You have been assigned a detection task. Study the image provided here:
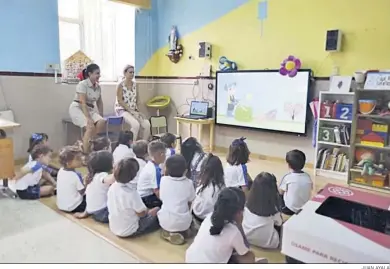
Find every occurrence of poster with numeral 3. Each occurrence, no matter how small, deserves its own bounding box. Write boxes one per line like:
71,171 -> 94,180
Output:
335,103 -> 353,120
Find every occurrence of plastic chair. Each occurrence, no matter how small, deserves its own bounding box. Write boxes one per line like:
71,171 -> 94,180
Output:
105,116 -> 124,144
150,115 -> 182,145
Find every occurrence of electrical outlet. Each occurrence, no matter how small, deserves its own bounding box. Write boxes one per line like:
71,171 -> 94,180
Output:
46,63 -> 60,71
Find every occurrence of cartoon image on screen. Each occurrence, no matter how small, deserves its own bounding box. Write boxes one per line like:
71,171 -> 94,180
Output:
190,101 -> 208,116
216,71 -> 309,134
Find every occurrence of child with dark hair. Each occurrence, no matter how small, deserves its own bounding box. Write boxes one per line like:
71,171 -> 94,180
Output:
243,172 -> 282,249
137,141 -> 166,208
181,137 -> 206,186
192,154 -> 225,223
158,155 -> 195,245
225,137 -> 252,193
160,132 -> 177,159
89,136 -> 111,152
13,144 -> 55,200
108,158 -> 160,237
75,150 -> 115,223
113,131 -> 135,165
132,140 -> 149,184
27,132 -> 58,182
56,146 -> 86,213
186,187 -> 267,263
279,149 -> 312,216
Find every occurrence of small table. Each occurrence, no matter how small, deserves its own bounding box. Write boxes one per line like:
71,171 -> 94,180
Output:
174,117 -> 215,152
0,118 -> 21,198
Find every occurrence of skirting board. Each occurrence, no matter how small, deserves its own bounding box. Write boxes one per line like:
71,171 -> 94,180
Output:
213,146 -> 314,169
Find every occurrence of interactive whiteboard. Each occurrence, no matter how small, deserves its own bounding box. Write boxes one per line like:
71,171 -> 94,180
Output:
215,70 -> 310,135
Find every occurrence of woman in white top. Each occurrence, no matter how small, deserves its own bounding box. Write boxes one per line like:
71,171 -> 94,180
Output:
243,172 -> 283,249
192,154 -> 225,222
181,137 -> 206,186
115,65 -> 150,140
112,131 -> 135,165
75,151 -> 115,223
186,187 -> 267,264
69,64 -> 106,153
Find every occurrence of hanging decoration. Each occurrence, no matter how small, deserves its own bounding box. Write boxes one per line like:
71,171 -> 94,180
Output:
166,26 -> 183,64
219,56 -> 237,71
279,55 -> 301,77
257,1 -> 268,37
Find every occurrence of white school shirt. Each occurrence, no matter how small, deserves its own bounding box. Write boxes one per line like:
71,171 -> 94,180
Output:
279,172 -> 312,213
224,164 -> 248,188
28,154 -> 32,162
133,157 -> 147,185
137,161 -> 160,197
113,144 -> 135,165
15,161 -> 43,190
160,147 -> 176,169
107,181 -> 147,237
157,176 -> 196,232
242,207 -> 282,249
186,214 -> 249,263
86,172 -> 110,213
192,184 -> 224,220
56,168 -> 85,212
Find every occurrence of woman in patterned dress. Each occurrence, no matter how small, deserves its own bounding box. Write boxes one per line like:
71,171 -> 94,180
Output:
115,65 -> 151,140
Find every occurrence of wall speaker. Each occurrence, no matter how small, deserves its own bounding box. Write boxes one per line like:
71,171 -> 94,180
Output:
199,42 -> 212,58
325,30 -> 342,52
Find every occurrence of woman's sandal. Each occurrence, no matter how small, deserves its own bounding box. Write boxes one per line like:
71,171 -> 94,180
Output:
160,230 -> 185,245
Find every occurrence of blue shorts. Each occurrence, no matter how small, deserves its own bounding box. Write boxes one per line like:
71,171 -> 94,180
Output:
17,185 -> 40,200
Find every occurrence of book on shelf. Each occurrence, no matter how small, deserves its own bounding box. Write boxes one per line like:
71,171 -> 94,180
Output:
316,147 -> 349,173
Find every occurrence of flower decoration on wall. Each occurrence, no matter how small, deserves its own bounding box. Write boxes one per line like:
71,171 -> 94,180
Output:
279,55 -> 301,77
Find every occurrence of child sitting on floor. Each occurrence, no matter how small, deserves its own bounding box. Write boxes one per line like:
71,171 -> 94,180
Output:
181,137 -> 206,186
225,137 -> 252,193
160,132 -> 177,159
108,158 -> 160,237
89,137 -> 111,152
113,131 -> 135,165
137,141 -> 166,208
158,155 -> 195,245
243,172 -> 282,249
279,149 -> 312,216
132,140 -> 149,185
56,146 -> 86,213
13,144 -> 55,200
186,187 -> 267,264
192,153 -> 225,223
27,133 -> 58,183
75,150 -> 115,223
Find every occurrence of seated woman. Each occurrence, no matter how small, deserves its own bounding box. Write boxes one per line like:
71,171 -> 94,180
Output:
68,64 -> 106,153
115,65 -> 150,140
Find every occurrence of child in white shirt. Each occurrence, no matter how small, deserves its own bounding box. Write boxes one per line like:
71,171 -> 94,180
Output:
158,155 -> 195,245
243,172 -> 282,249
56,146 -> 86,212
137,141 -> 166,208
186,187 -> 267,264
89,136 -> 111,152
108,158 -> 160,237
225,137 -> 252,194
132,140 -> 149,185
113,131 -> 135,165
160,132 -> 177,160
279,149 -> 312,215
181,137 -> 206,186
13,144 -> 55,200
74,150 -> 115,223
192,153 -> 225,222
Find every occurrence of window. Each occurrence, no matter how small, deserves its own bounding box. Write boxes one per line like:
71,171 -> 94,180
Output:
58,0 -> 135,81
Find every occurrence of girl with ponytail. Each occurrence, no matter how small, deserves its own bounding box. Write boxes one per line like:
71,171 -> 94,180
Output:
186,187 -> 268,264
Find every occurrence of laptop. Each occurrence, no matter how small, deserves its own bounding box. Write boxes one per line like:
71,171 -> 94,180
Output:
185,101 -> 209,119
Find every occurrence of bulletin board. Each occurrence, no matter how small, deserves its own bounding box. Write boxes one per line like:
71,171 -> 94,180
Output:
0,138 -> 14,179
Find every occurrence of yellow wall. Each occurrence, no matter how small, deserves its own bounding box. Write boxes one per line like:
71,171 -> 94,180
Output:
140,0 -> 390,77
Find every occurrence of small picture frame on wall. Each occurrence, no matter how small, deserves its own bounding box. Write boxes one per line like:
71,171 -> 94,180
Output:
329,75 -> 352,93
364,72 -> 390,90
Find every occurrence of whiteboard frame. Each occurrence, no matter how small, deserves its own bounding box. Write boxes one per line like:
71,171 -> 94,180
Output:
214,69 -> 312,136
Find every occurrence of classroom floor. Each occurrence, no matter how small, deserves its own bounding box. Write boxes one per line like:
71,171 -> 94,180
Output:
1,152 -> 353,263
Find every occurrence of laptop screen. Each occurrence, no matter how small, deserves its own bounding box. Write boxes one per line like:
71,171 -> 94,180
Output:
190,101 -> 208,116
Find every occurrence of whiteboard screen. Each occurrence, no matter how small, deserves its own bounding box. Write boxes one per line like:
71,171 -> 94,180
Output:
215,70 -> 310,135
